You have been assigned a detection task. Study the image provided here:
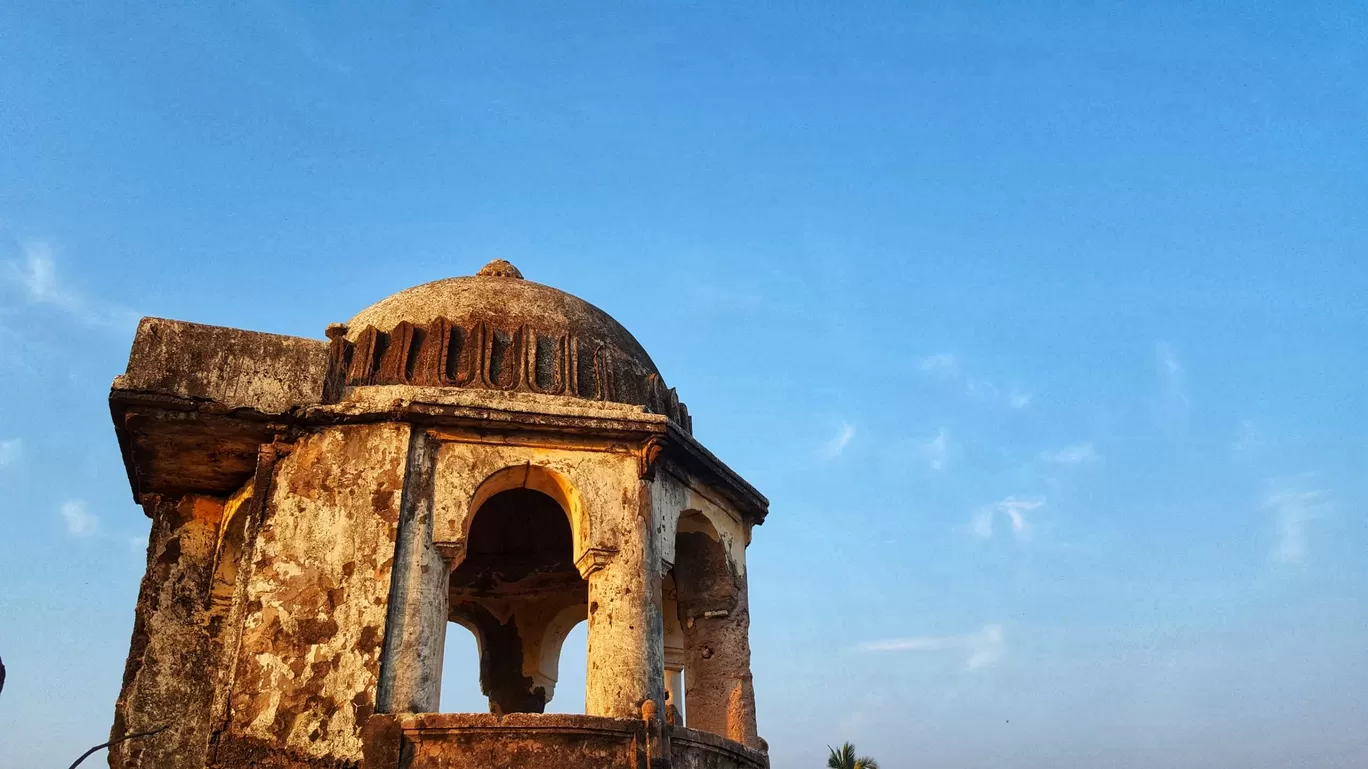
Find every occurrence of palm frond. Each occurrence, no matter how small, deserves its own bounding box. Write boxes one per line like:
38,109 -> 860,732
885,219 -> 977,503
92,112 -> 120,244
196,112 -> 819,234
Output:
827,742 -> 860,769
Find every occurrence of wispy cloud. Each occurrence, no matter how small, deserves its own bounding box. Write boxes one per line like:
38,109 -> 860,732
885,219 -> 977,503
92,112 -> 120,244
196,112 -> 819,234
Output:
0,438 -> 20,466
1264,478 -> 1327,565
921,428 -> 951,471
821,422 -> 856,460
4,240 -> 135,329
60,499 -> 99,537
971,496 -> 1044,541
1233,420 -> 1263,454
858,624 -> 1006,670
254,0 -> 350,74
1156,341 -> 1189,416
918,352 -> 1032,409
918,353 -> 960,379
1038,442 -> 1100,466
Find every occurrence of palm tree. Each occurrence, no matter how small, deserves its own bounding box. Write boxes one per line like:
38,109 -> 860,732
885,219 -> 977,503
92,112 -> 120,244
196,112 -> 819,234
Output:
827,742 -> 879,769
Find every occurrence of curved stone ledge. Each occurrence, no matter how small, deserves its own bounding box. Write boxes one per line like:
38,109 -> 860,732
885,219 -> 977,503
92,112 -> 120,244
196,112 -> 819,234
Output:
671,725 -> 770,769
360,713 -> 767,769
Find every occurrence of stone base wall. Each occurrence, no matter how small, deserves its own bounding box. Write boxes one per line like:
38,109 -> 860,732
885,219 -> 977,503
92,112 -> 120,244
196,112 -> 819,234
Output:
360,713 -> 767,769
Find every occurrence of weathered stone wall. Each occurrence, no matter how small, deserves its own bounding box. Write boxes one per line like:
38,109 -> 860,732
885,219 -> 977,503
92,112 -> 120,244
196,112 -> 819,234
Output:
110,495 -> 229,769
213,424 -> 409,767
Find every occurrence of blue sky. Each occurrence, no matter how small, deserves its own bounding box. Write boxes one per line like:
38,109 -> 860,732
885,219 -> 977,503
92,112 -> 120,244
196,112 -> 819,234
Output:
1,2 -> 1365,767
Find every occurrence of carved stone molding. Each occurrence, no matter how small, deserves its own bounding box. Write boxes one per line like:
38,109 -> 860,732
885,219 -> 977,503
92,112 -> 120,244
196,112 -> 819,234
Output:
574,546 -> 619,579
434,540 -> 466,567
323,318 -> 692,433
637,436 -> 667,480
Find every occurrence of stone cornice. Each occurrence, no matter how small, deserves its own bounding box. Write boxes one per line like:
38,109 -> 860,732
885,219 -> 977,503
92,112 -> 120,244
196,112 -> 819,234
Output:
109,385 -> 769,525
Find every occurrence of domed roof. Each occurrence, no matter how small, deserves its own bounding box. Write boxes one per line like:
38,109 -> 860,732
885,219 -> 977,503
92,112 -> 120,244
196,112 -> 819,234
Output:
331,260 -> 691,431
347,260 -> 657,370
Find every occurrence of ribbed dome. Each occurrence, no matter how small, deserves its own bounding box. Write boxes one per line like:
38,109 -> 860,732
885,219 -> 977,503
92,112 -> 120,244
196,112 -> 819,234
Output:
333,261 -> 691,431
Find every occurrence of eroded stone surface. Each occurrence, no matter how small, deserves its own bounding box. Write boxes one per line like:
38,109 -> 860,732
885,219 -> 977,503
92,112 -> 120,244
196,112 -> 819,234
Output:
217,424 -> 408,765
116,318 -> 328,413
110,495 -> 227,769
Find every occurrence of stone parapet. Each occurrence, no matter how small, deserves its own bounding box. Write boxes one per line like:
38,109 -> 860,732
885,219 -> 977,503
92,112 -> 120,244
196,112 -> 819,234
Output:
116,317 -> 328,414
359,713 -> 768,769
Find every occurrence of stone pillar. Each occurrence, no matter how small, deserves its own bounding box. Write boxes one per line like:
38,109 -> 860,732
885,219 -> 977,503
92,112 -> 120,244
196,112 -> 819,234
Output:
581,481 -> 666,719
675,531 -> 760,748
378,429 -> 450,714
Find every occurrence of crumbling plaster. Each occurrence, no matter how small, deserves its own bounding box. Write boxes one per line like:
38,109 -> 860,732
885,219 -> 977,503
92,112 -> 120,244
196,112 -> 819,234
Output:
216,423 -> 409,766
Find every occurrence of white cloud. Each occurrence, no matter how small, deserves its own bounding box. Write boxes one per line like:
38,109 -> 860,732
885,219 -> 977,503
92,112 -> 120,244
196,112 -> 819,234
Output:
1156,341 -> 1189,413
964,624 -> 1007,670
971,496 -> 1044,540
858,624 -> 1006,671
966,376 -> 998,400
4,240 -> 134,329
60,499 -> 98,537
921,428 -> 950,471
918,353 -> 959,379
1264,479 -> 1327,565
1233,420 -> 1263,453
1007,389 -> 1033,409
0,438 -> 20,466
821,422 -> 856,459
1038,442 -> 1100,465
918,352 -> 1031,409
971,508 -> 995,538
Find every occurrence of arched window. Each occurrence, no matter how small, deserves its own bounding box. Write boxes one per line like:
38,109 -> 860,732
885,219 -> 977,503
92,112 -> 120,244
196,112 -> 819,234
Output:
542,619 -> 587,714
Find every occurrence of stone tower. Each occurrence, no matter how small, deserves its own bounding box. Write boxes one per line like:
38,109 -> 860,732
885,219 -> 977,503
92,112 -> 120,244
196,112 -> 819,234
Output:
107,261 -> 769,769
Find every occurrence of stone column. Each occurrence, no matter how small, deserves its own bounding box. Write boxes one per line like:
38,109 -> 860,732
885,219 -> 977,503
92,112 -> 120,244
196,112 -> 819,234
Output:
581,480 -> 667,719
377,429 -> 450,714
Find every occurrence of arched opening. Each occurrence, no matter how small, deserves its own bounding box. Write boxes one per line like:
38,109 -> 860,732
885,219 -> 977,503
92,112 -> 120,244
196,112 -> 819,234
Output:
542,620 -> 587,714
442,487 -> 588,714
459,487 -> 575,581
670,509 -> 744,737
437,621 -> 486,713
662,571 -> 686,723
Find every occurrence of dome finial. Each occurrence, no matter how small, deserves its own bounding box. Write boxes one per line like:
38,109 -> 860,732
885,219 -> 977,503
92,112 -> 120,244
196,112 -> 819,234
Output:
476,259 -> 523,279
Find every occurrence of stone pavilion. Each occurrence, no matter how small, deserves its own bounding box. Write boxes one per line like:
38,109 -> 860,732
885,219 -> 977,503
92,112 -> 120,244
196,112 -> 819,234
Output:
107,260 -> 770,769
